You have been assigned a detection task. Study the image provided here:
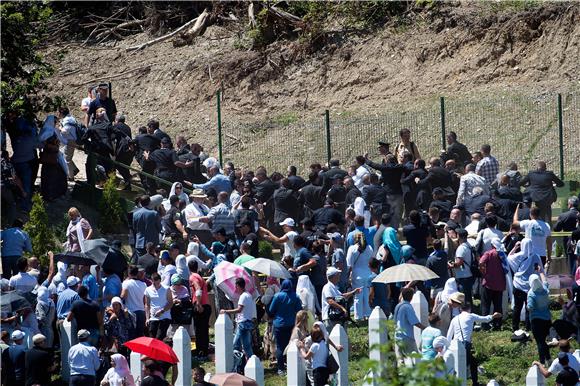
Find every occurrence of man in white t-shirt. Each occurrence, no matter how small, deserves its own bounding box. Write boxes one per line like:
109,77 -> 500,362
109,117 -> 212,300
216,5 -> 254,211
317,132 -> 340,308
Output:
321,267 -> 360,331
81,86 -> 94,114
533,339 -> 580,379
514,205 -> 551,265
220,277 -> 256,358
9,257 -> 37,294
474,214 -> 504,254
449,229 -> 475,306
260,218 -> 298,259
121,265 -> 147,338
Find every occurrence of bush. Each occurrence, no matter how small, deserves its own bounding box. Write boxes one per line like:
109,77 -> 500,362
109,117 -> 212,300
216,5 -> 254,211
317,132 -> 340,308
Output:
23,193 -> 57,266
258,240 -> 273,258
98,173 -> 125,234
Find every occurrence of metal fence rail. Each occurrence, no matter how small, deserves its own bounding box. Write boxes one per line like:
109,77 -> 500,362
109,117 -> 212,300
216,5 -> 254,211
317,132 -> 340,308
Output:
216,91 -> 578,179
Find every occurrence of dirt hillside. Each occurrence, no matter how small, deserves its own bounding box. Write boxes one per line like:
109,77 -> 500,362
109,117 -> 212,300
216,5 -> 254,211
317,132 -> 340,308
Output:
43,2 -> 580,155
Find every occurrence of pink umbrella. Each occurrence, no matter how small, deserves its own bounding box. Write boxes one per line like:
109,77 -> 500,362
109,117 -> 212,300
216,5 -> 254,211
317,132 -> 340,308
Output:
214,261 -> 259,302
547,274 -> 575,290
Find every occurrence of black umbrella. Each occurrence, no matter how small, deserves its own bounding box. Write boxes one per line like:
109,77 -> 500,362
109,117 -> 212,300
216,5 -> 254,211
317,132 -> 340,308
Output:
0,291 -> 32,313
54,251 -> 97,266
54,239 -> 110,266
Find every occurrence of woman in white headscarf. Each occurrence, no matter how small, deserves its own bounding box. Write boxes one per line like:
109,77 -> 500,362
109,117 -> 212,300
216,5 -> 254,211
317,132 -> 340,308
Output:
100,353 -> 135,386
508,238 -> 544,332
175,254 -> 190,280
434,278 -> 459,316
48,261 -> 68,296
163,182 -> 189,211
296,275 -> 319,315
433,336 -> 454,377
527,273 -> 551,364
36,286 -> 56,347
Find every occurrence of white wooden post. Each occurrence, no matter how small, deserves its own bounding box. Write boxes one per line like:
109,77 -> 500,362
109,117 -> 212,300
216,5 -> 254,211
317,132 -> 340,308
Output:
244,355 -> 264,386
330,325 -> 349,386
60,320 -> 77,382
444,351 -> 455,377
130,351 -> 142,384
366,306 -> 388,385
449,339 -> 466,386
411,291 -> 428,349
174,326 -> 192,386
526,365 -> 546,386
287,341 -> 306,386
487,380 -> 501,386
215,314 -> 234,373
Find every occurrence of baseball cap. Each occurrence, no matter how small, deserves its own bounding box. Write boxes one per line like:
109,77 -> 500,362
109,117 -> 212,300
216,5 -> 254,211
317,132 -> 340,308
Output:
11,330 -> 24,340
66,276 -> 80,287
160,250 -> 170,260
326,267 -> 342,278
77,329 -> 90,339
279,218 -> 295,227
32,334 -> 46,345
330,232 -> 343,242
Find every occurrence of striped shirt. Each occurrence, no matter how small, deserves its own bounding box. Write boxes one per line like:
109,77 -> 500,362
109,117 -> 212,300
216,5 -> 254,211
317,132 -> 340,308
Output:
207,203 -> 235,235
476,156 -> 500,185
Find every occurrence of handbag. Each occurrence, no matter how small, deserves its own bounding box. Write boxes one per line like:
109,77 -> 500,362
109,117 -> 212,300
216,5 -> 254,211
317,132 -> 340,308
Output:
328,296 -> 347,321
171,299 -> 194,325
326,347 -> 340,374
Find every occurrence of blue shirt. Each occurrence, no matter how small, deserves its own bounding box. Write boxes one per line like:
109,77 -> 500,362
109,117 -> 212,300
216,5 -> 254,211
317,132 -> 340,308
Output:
193,173 -> 232,194
527,284 -> 551,321
102,274 -> 122,308
368,272 -> 389,314
346,226 -> 374,250
421,326 -> 442,360
394,301 -> 420,340
268,290 -> 303,328
0,228 -> 32,257
331,248 -> 348,292
426,250 -> 450,290
68,342 -> 100,376
82,274 -> 99,302
293,247 -> 312,269
56,288 -> 80,319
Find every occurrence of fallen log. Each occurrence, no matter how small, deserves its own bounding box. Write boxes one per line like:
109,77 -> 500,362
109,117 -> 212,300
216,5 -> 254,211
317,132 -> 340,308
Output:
173,8 -> 210,47
125,16 -> 199,51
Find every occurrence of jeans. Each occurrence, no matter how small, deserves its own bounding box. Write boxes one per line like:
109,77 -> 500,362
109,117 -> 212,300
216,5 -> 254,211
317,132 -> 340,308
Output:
273,325 -> 293,371
132,310 -> 146,339
352,276 -> 371,320
233,320 -> 254,358
70,374 -> 95,386
531,318 -> 552,363
481,287 -> 503,329
193,304 -> 211,356
512,288 -> 531,331
456,276 -> 474,306
149,318 -> 171,340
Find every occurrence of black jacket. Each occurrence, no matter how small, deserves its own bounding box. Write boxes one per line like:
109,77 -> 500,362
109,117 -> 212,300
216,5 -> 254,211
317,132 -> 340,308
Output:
421,166 -> 453,191
322,167 -> 348,190
401,168 -> 431,209
288,175 -> 306,191
254,179 -> 277,204
429,199 -> 453,222
273,186 -> 299,223
447,141 -> 472,165
464,194 -> 493,216
366,159 -> 404,195
554,208 -> 579,232
299,184 -> 325,211
345,186 -> 361,208
521,170 -> 564,203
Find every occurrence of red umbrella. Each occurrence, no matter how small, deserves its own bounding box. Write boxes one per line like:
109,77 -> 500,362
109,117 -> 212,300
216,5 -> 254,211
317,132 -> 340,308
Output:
124,337 -> 179,364
209,373 -> 258,386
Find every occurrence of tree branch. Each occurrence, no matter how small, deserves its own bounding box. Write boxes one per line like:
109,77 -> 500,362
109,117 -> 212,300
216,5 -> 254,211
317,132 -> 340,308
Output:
125,16 -> 200,51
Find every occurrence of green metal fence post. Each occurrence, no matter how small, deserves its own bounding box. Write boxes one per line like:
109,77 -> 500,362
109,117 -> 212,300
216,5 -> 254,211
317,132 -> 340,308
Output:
440,96 -> 446,151
325,110 -> 331,164
557,93 -> 564,180
217,89 -> 223,167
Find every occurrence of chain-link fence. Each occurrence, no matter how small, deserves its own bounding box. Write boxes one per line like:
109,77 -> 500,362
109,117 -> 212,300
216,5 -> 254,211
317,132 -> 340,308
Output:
217,91 -> 579,179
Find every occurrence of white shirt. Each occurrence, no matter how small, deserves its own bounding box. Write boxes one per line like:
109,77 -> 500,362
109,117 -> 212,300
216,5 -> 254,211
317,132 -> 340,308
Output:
69,342 -> 100,376
9,272 -> 37,294
236,291 -> 256,323
321,281 -> 342,321
81,97 -> 92,111
548,353 -> 580,375
464,220 -> 481,236
160,264 -> 177,288
520,219 -> 551,256
453,243 -> 473,279
283,231 -> 298,258
475,227 -> 504,253
121,279 -> 146,312
446,311 -> 493,343
309,341 -> 329,369
144,285 -> 171,321
183,202 -> 211,231
353,165 -> 370,190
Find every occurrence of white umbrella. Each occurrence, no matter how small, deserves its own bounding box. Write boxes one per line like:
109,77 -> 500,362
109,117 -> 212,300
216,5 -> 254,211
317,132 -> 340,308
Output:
372,263 -> 439,284
242,258 -> 292,279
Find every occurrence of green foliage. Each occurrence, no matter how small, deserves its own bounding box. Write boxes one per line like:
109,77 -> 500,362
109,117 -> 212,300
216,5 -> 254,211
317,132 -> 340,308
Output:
1,2 -> 53,117
273,112 -> 299,126
98,174 -> 126,234
258,240 -> 273,258
23,193 -> 57,266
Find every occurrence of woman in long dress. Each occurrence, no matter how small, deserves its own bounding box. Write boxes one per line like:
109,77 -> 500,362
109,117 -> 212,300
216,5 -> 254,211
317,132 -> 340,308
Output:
40,134 -> 67,201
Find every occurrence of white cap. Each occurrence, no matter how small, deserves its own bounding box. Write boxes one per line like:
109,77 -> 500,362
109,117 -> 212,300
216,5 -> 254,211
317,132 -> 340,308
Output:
11,330 -> 24,340
279,218 -> 295,227
66,276 -> 80,287
326,267 -> 342,277
77,329 -> 90,339
32,334 -> 46,345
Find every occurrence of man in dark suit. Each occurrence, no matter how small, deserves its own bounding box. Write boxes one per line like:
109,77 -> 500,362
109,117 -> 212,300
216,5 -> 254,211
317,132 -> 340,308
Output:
273,178 -> 299,232
429,187 -> 453,222
287,165 -> 305,191
422,158 -> 454,200
554,197 -> 580,274
322,159 -> 348,191
298,172 -> 325,220
362,173 -> 390,219
365,153 -> 404,228
344,176 -> 361,209
254,169 -> 278,229
520,161 -> 565,223
132,195 -> 162,255
446,131 -> 472,166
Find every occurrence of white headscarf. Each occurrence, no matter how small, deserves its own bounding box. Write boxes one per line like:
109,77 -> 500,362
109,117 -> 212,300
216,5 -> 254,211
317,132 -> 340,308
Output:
438,278 -> 458,305
433,336 -> 449,352
296,275 -> 320,313
313,321 -> 329,341
148,194 -> 164,210
175,254 -> 190,278
529,274 -> 544,292
37,286 -> 50,306
170,182 -> 189,205
104,353 -> 135,386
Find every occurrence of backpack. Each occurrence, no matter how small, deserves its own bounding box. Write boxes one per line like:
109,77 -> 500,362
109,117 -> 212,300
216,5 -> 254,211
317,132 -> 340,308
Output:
73,121 -> 88,146
231,349 -> 247,374
465,243 -> 481,278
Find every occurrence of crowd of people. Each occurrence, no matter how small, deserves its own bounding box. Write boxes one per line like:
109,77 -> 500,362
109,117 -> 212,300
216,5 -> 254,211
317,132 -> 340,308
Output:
2,85 -> 580,386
